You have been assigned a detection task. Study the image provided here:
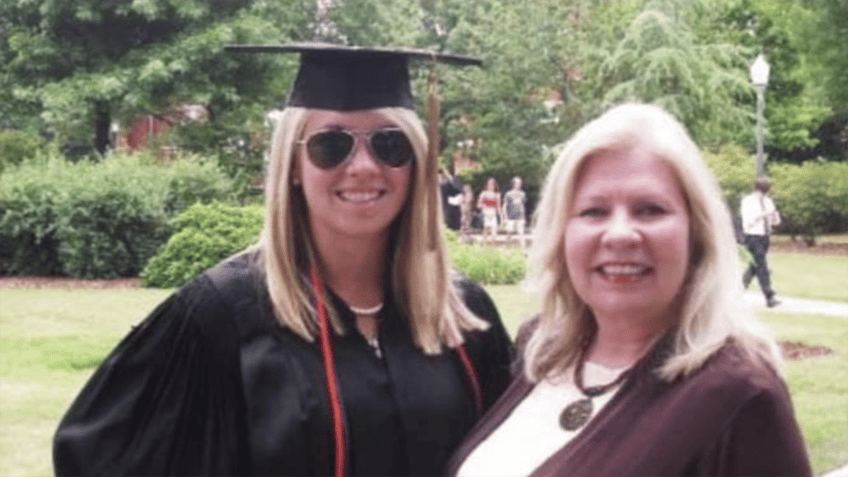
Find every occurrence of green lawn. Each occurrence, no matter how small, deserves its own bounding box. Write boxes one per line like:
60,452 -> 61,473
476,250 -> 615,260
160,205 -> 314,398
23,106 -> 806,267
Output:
738,233 -> 847,303
760,312 -> 848,474
0,284 -> 845,476
0,288 -> 172,477
760,252 -> 848,303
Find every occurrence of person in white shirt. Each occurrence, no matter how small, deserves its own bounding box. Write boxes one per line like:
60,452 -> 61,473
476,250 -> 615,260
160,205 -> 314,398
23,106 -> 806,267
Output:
502,176 -> 528,248
740,177 -> 781,307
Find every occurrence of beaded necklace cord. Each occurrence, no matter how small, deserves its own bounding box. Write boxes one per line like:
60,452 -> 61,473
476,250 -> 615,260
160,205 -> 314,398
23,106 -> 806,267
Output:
558,346 -> 633,431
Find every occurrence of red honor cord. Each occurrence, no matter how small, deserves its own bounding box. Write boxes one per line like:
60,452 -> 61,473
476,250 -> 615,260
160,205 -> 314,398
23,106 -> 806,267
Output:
311,267 -> 347,477
310,267 -> 484,475
456,344 -> 483,416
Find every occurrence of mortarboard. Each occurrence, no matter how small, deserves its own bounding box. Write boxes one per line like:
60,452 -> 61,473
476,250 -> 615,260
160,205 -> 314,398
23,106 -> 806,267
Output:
226,42 -> 482,250
224,42 -> 482,111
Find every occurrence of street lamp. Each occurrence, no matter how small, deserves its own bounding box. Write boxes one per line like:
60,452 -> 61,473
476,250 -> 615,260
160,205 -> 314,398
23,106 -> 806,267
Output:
750,54 -> 770,178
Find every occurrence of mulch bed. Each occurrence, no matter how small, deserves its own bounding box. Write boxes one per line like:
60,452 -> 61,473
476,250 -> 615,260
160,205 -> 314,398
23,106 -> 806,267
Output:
771,241 -> 848,255
779,341 -> 834,360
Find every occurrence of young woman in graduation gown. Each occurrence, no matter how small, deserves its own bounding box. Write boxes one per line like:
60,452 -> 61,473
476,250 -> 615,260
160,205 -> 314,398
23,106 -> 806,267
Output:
53,44 -> 513,477
448,104 -> 812,477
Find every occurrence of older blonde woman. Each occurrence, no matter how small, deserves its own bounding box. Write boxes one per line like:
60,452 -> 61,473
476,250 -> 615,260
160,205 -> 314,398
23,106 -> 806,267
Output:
54,44 -> 512,477
448,103 -> 810,477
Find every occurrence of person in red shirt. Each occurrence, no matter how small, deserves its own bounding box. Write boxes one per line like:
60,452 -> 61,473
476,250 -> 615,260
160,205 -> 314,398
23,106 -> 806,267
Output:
477,177 -> 503,245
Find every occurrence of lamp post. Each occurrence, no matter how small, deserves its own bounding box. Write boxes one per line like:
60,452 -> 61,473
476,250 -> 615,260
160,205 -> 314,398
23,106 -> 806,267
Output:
750,54 -> 770,178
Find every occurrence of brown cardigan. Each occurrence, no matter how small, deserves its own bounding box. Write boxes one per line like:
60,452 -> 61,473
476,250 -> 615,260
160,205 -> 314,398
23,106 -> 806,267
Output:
447,340 -> 812,477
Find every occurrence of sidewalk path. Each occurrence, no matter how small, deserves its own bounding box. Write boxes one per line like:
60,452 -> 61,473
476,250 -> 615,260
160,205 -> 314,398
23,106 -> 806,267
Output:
824,463 -> 848,477
743,292 -> 848,318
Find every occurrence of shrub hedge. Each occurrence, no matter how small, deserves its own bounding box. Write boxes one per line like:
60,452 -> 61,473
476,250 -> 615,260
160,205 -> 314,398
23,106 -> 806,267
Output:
445,230 -> 527,285
770,161 -> 848,244
142,217 -> 526,288
141,202 -> 263,288
0,151 -> 235,277
703,144 -> 755,209
0,129 -> 43,174
704,147 -> 848,243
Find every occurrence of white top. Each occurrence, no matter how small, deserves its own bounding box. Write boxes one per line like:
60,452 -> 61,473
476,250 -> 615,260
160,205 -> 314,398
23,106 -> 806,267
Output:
740,191 -> 780,235
456,362 -> 628,477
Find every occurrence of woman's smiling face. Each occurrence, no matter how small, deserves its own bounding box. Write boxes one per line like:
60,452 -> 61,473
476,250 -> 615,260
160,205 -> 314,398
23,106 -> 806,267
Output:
564,147 -> 691,329
294,109 -> 413,242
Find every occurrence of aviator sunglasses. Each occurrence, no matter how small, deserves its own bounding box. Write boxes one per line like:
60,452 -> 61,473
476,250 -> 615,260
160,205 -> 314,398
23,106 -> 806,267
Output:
299,128 -> 416,170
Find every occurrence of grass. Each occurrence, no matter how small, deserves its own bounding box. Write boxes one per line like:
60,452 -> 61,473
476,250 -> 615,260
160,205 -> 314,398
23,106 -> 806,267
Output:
758,252 -> 848,303
743,233 -> 848,302
0,284 -> 845,476
760,312 -> 848,474
486,283 -> 537,336
0,288 -> 171,477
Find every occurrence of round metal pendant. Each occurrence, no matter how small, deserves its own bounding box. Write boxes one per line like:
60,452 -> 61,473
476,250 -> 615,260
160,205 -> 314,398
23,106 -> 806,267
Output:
559,398 -> 593,431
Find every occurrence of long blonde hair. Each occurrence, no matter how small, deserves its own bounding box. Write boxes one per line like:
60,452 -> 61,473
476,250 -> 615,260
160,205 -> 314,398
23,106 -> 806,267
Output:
523,103 -> 780,382
259,107 -> 488,353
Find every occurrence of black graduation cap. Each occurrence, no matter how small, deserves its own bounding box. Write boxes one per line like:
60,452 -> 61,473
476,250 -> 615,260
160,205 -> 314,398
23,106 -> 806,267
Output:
227,42 -> 481,250
225,42 -> 482,111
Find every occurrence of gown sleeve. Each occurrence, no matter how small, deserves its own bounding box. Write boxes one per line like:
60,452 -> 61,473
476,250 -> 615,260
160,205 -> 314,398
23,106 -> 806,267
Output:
53,276 -> 250,476
456,279 -> 514,410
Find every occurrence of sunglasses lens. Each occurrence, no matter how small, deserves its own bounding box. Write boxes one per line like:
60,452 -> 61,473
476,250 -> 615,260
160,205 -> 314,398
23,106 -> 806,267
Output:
371,130 -> 414,167
306,131 -> 354,169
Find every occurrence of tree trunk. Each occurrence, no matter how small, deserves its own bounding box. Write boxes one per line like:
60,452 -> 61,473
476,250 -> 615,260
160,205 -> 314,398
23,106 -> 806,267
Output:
94,102 -> 112,155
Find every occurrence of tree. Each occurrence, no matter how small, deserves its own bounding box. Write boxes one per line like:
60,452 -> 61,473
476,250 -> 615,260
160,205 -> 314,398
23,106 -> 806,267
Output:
418,0 -> 594,192
594,3 -> 754,148
764,0 -> 847,162
722,0 -> 846,162
1,0 -> 316,155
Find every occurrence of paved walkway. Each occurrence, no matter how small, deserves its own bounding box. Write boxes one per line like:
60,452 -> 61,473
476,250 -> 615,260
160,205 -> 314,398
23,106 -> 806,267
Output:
824,464 -> 848,477
743,292 -> 848,318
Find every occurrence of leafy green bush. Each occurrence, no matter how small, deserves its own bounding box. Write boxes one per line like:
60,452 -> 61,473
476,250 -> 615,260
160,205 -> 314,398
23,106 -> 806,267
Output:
0,177 -> 64,276
161,155 -> 238,214
0,129 -> 43,173
0,152 -> 235,277
141,202 -> 263,288
702,146 -> 848,243
703,144 -> 756,211
770,161 -> 848,244
447,237 -> 527,285
57,188 -> 171,278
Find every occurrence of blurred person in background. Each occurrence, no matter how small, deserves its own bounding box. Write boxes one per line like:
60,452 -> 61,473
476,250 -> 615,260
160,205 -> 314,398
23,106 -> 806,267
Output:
502,176 -> 528,248
740,177 -> 782,308
478,176 -> 502,246
460,184 -> 475,243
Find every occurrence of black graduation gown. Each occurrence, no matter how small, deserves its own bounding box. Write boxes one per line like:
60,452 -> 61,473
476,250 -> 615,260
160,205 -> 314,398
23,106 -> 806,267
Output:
53,251 -> 513,476
440,178 -> 464,231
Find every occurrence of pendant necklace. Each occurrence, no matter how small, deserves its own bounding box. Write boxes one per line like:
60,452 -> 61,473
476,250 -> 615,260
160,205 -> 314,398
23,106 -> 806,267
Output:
559,347 -> 633,431
365,335 -> 382,359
